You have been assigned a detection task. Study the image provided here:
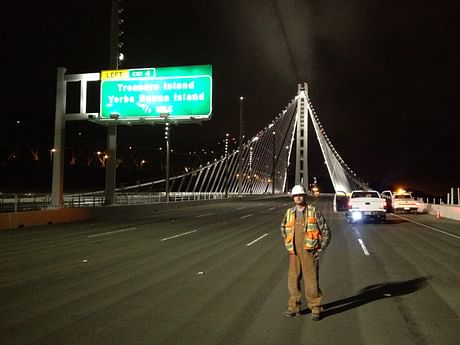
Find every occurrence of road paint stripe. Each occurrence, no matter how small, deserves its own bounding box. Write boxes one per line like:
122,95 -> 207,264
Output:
352,227 -> 361,237
160,229 -> 198,241
241,214 -> 253,219
246,233 -> 268,246
196,213 -> 213,218
394,214 -> 460,240
269,207 -> 275,210
237,207 -> 246,210
88,227 -> 137,238
357,238 -> 370,256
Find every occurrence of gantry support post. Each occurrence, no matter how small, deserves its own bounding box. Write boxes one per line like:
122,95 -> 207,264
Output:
51,67 -> 67,208
104,0 -> 121,205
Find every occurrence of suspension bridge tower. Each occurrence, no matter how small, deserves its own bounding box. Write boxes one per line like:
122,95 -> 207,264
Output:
295,82 -> 309,188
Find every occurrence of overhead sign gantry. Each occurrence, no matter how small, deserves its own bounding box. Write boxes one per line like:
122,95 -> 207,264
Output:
99,64 -> 212,123
52,64 -> 213,207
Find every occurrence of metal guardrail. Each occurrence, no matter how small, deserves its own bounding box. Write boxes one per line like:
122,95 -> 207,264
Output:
2,191 -> 458,214
115,192 -> 230,205
0,194 -> 51,213
0,192 -> 237,213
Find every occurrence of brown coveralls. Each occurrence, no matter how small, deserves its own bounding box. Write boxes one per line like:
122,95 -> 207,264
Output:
287,209 -> 322,314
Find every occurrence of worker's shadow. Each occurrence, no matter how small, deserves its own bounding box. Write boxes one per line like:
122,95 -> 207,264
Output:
320,277 -> 429,318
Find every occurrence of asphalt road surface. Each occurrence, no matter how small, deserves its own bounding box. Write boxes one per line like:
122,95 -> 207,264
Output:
1,196 -> 459,345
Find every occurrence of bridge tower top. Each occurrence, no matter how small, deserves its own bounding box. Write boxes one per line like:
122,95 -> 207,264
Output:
295,82 -> 309,188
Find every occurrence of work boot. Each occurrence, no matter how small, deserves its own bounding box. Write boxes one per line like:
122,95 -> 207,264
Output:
283,310 -> 300,318
311,312 -> 322,321
311,306 -> 323,321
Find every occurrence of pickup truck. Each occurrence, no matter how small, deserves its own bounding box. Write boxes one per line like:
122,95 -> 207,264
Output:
346,190 -> 387,223
381,190 -> 419,214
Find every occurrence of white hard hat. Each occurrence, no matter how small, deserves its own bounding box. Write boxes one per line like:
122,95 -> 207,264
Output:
291,184 -> 307,195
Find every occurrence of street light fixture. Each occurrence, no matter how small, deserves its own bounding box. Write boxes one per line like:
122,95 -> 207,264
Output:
50,148 -> 56,161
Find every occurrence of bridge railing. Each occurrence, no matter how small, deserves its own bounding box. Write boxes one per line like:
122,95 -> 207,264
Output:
2,191 -> 459,214
0,193 -> 51,213
0,192 -> 244,212
114,191 -> 233,205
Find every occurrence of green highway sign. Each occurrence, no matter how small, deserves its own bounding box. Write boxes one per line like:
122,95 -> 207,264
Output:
100,65 -> 212,122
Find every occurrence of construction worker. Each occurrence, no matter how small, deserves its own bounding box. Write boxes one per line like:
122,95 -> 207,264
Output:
280,184 -> 331,321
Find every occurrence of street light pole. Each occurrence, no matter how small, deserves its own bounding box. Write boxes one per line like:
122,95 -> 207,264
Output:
238,97 -> 244,197
165,122 -> 170,202
249,146 -> 253,195
272,131 -> 276,194
224,133 -> 229,198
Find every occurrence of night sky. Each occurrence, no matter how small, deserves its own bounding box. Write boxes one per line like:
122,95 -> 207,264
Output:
2,0 -> 459,196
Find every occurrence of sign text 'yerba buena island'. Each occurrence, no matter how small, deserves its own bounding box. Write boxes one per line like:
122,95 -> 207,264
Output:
100,65 -> 212,121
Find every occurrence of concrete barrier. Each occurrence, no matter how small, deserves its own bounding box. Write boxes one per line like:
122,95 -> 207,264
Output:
3,196 -> 455,231
0,208 -> 94,230
0,196 -> 279,231
419,203 -> 460,221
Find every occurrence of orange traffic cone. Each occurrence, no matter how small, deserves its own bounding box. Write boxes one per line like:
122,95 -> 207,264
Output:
436,208 -> 441,219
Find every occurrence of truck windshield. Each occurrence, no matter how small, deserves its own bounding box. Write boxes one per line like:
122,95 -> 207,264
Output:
352,192 -> 379,198
395,194 -> 412,199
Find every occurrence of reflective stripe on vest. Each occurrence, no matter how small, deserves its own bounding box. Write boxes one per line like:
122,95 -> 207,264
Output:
284,211 -> 295,253
306,215 -> 320,250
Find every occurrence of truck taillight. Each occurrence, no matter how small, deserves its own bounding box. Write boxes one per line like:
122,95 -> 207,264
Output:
348,199 -> 352,209
383,199 -> 387,209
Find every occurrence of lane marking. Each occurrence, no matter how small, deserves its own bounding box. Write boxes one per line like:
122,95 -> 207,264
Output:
160,230 -> 198,241
241,214 -> 253,219
237,207 -> 246,210
357,238 -> 370,256
394,214 -> 460,240
352,226 -> 361,237
352,227 -> 369,256
269,207 -> 275,211
196,213 -> 213,218
88,227 -> 137,238
246,233 -> 268,246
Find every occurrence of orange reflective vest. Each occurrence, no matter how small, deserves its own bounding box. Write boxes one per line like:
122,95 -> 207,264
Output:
281,206 -> 321,254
